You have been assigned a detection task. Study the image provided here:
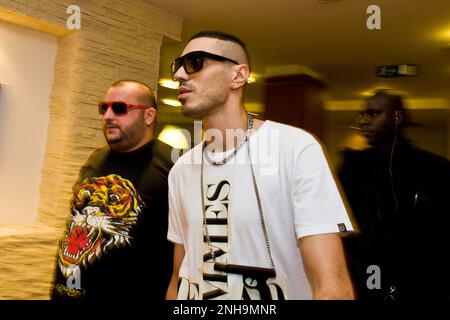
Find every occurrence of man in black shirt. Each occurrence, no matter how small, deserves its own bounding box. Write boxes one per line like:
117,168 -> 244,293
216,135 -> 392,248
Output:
339,90 -> 450,301
51,80 -> 174,300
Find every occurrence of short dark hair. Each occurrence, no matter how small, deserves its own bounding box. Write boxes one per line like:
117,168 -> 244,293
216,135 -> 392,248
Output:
110,79 -> 157,109
369,90 -> 404,112
189,31 -> 250,67
190,31 -> 246,48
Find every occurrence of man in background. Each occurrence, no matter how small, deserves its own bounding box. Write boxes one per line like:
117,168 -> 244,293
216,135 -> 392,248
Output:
51,80 -> 174,300
339,90 -> 450,301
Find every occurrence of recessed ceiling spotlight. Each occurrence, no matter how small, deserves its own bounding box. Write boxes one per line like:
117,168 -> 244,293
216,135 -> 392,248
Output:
159,79 -> 179,89
247,75 -> 256,83
161,98 -> 182,107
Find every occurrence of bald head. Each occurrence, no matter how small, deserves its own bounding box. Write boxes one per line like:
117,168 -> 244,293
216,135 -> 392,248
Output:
189,31 -> 250,68
110,80 -> 157,108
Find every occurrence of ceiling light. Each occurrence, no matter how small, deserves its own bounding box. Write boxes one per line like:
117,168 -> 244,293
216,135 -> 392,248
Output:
433,27 -> 450,41
361,87 -> 408,97
361,87 -> 390,97
158,126 -> 190,149
159,79 -> 179,89
162,98 -> 182,107
247,74 -> 256,83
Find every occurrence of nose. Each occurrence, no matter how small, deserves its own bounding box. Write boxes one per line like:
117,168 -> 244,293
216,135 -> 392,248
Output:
359,113 -> 371,127
173,65 -> 189,82
102,105 -> 115,121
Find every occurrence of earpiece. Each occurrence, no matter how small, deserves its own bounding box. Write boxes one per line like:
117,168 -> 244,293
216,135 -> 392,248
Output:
394,110 -> 402,126
388,111 -> 400,221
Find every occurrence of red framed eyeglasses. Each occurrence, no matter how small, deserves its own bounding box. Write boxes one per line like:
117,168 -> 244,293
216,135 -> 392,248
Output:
98,101 -> 155,115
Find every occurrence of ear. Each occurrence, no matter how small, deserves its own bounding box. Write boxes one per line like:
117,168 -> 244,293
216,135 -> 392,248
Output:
394,110 -> 403,126
230,64 -> 250,90
144,107 -> 157,126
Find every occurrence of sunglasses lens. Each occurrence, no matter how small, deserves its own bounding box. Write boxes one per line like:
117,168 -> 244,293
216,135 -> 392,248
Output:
172,58 -> 181,74
184,53 -> 203,74
111,102 -> 127,114
171,53 -> 204,77
98,102 -> 129,115
98,103 -> 108,115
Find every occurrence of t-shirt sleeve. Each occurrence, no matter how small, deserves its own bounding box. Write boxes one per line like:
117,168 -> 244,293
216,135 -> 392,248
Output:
292,142 -> 353,239
167,168 -> 184,244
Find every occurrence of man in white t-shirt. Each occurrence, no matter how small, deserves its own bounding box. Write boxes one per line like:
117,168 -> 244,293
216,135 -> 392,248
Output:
166,31 -> 354,300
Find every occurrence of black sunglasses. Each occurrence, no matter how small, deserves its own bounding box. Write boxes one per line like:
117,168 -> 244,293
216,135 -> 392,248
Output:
98,101 -> 153,115
171,51 -> 239,79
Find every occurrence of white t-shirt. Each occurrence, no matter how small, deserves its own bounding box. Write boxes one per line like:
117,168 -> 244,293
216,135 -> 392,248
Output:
168,120 -> 353,300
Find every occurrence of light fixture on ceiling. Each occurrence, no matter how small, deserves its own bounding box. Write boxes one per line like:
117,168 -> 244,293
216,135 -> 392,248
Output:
158,125 -> 189,149
432,27 -> 450,42
159,79 -> 179,89
161,98 -> 182,107
247,74 -> 256,83
361,87 -> 391,97
361,87 -> 408,97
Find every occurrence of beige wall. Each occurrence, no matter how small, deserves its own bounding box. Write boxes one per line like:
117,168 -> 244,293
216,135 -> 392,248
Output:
0,0 -> 182,299
0,20 -> 57,224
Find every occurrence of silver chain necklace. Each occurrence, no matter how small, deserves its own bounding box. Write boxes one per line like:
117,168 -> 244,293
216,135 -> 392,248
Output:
203,114 -> 254,166
200,114 -> 275,269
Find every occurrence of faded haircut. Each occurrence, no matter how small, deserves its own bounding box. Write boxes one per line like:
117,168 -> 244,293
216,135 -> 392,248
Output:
189,30 -> 250,68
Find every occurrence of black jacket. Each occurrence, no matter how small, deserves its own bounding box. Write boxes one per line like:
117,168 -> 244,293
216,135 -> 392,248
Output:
339,140 -> 450,301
